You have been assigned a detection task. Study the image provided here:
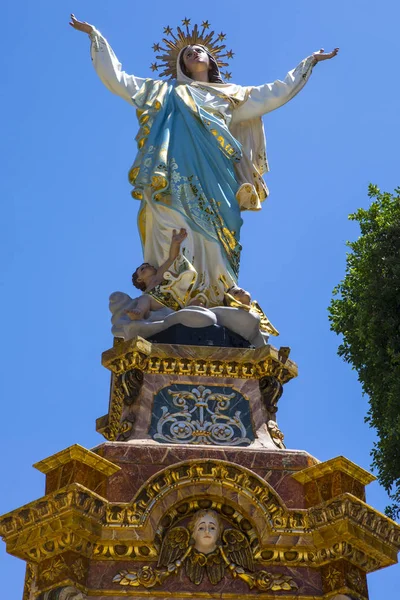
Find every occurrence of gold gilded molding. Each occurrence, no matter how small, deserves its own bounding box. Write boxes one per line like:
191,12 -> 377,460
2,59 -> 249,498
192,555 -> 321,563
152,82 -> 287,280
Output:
93,542 -> 157,560
101,337 -> 298,384
102,337 -> 152,373
292,456 -> 376,486
82,593 -> 335,599
110,459 -> 295,532
321,559 -> 368,599
23,562 -> 37,600
1,463 -> 399,574
0,484 -> 106,561
33,445 -> 120,477
94,538 -> 379,571
96,377 -> 125,442
256,540 -> 379,571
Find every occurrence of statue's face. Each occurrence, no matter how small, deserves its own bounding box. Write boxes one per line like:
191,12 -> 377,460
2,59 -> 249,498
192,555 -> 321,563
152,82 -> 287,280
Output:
183,45 -> 210,75
192,512 -> 220,554
229,286 -> 251,306
136,263 -> 157,280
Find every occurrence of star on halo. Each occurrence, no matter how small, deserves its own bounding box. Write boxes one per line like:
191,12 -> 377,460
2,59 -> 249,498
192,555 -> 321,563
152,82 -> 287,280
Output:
150,20 -> 235,80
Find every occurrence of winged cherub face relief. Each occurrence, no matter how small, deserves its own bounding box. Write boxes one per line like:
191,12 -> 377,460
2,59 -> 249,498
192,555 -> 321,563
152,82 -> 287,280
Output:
190,510 -> 221,554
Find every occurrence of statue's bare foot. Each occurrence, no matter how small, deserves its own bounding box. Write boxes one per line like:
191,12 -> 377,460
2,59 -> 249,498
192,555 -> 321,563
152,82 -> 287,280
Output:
126,309 -> 145,320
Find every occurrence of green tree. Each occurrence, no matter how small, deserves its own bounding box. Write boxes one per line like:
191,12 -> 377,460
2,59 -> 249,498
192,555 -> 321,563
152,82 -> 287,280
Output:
329,184 -> 400,519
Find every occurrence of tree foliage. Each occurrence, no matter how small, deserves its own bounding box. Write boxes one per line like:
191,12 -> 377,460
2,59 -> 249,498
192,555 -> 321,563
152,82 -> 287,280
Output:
329,185 -> 400,519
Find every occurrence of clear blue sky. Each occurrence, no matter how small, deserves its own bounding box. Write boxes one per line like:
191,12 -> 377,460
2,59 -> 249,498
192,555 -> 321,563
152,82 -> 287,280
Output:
1,1 -> 399,597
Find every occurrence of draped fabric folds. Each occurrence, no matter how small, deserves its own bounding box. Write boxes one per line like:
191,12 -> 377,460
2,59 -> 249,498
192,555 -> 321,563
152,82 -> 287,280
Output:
90,29 -> 315,306
129,78 -> 243,283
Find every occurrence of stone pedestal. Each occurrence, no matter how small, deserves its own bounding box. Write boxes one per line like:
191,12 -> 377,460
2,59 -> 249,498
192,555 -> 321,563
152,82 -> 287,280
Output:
1,337 -> 399,600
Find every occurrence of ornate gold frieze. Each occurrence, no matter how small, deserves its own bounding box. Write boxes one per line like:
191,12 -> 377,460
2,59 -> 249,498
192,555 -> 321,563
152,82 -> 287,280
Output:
90,539 -> 379,571
1,460 -> 399,576
93,543 -> 157,560
36,553 -> 90,592
0,484 -> 106,561
321,559 -> 368,599
113,507 -> 298,592
101,337 -> 298,384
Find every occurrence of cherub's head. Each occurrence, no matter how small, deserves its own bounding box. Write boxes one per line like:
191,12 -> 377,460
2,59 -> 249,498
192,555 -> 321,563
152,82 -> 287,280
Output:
132,262 -> 157,291
225,285 -> 252,306
188,509 -> 222,554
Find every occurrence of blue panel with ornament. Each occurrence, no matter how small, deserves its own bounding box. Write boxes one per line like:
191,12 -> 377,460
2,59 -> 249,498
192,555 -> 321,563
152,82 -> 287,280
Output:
149,384 -> 254,446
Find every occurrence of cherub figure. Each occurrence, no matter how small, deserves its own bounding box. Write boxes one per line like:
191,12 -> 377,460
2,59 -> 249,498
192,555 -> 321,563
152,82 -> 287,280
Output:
158,509 -> 254,585
127,228 -> 204,319
114,508 -> 298,591
224,285 -> 279,337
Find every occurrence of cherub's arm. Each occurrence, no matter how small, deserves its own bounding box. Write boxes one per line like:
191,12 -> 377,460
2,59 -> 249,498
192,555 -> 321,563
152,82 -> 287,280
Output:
232,48 -> 338,122
153,228 -> 188,281
70,14 -> 146,103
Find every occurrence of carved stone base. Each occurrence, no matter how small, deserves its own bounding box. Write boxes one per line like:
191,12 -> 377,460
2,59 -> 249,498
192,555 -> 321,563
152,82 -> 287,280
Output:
1,339 -> 399,599
97,337 -> 295,446
2,442 -> 400,599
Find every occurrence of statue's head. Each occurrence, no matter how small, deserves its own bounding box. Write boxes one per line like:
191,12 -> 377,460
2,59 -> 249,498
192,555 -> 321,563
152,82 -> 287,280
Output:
188,509 -> 222,554
224,285 -> 252,306
178,45 -> 224,83
132,262 -> 156,291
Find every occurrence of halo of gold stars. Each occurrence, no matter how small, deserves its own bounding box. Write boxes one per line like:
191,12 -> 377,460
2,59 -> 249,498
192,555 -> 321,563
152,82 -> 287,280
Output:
150,18 -> 234,80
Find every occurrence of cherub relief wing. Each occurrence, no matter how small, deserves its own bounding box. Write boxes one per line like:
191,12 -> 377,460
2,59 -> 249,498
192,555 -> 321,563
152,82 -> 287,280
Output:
185,551 -> 206,585
222,528 -> 255,572
185,549 -> 225,585
157,526 -> 190,568
205,550 -> 226,585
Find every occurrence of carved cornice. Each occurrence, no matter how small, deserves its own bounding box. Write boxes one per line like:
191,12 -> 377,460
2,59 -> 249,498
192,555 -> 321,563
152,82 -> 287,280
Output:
292,457 -> 376,487
105,459 -> 294,532
33,444 -> 120,477
101,337 -> 298,384
308,495 -> 400,564
92,539 -> 378,571
0,484 -> 106,561
1,461 -> 399,573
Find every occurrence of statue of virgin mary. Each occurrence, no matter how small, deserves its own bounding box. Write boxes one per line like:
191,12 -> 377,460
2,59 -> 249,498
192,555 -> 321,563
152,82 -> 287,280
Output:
71,15 -> 338,307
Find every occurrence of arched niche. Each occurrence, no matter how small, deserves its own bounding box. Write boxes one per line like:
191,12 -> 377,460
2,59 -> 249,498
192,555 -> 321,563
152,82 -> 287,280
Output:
124,458 -> 302,545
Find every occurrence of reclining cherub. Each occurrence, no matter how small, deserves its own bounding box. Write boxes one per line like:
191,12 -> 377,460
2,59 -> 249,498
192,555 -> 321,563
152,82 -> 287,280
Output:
127,228 -> 205,320
224,285 -> 279,337
110,231 -> 278,347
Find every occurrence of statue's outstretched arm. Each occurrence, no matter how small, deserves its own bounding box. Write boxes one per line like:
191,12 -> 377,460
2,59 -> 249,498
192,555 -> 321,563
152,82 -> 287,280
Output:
89,28 -> 147,102
232,55 -> 315,122
232,48 -> 338,122
70,14 -> 146,103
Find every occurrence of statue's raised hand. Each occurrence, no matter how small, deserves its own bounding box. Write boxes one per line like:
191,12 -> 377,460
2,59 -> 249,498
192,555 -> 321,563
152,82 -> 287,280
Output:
69,14 -> 93,34
312,48 -> 339,63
